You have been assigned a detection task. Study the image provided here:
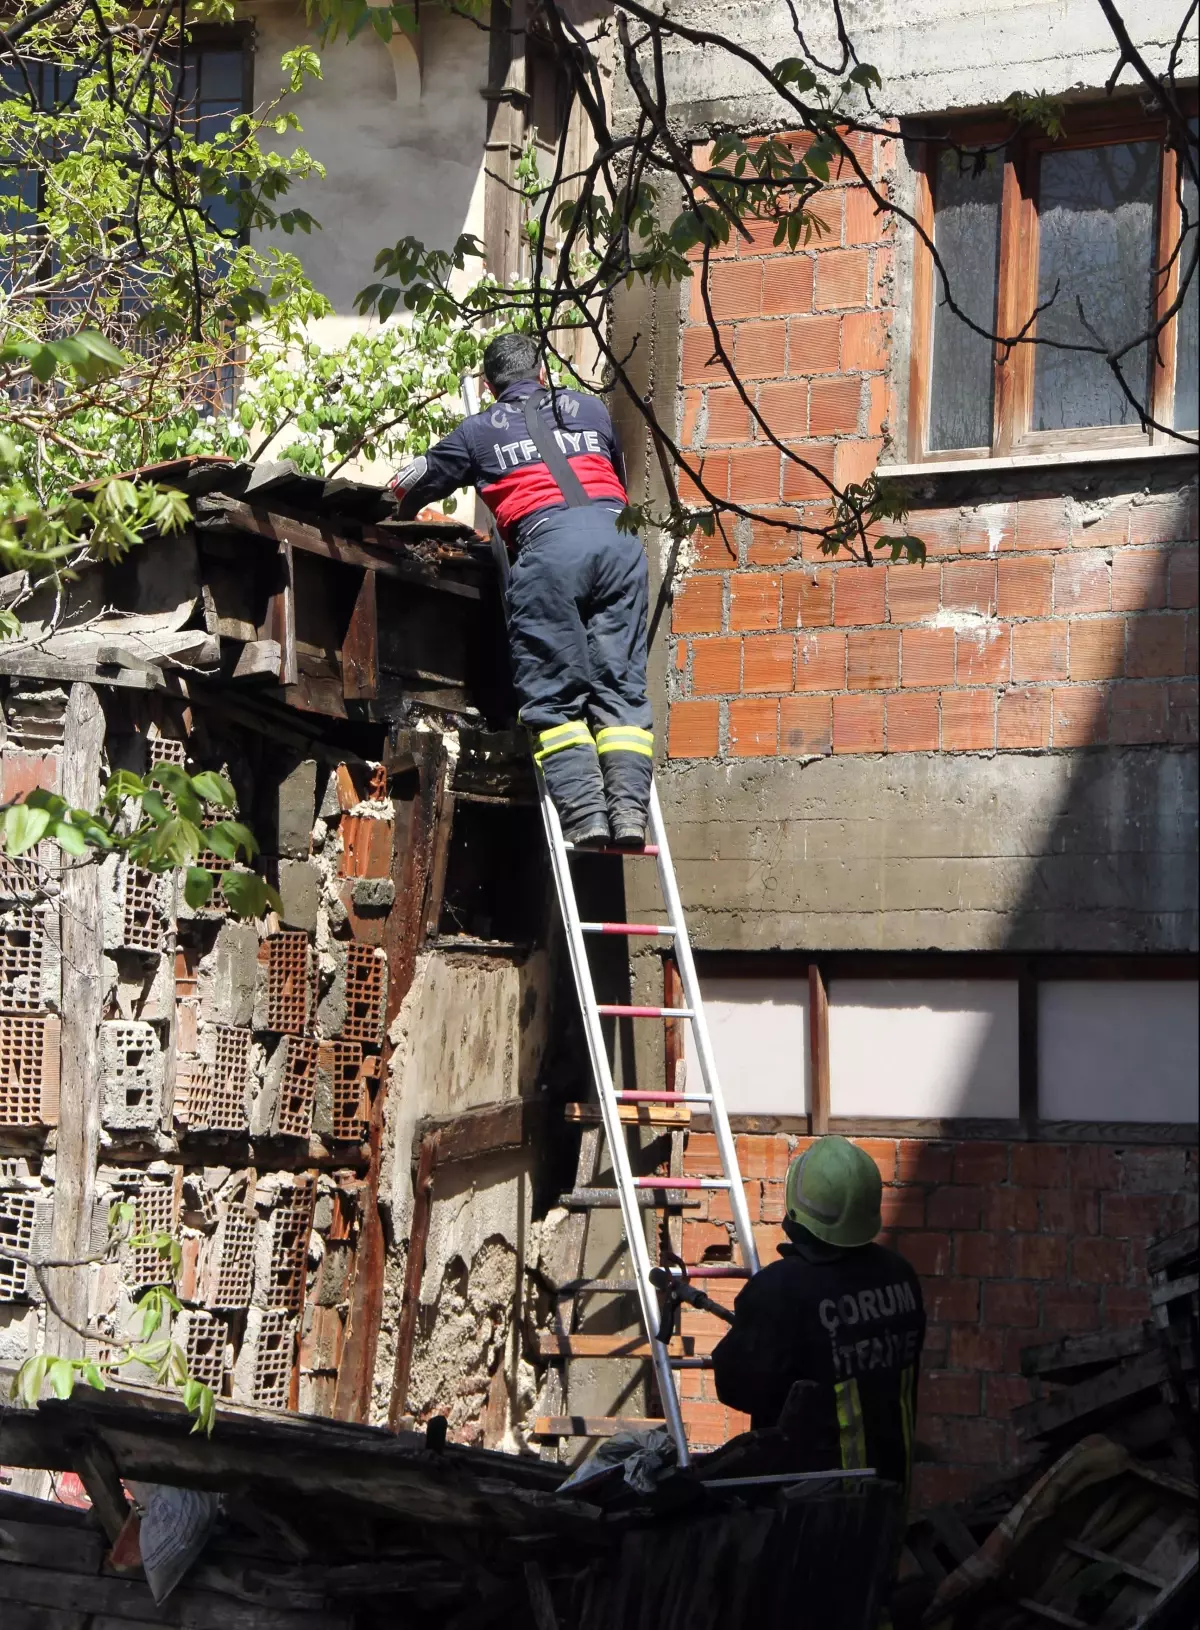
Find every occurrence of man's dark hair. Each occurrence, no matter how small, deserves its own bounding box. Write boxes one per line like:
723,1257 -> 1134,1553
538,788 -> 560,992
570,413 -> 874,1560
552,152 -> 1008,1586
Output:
483,332 -> 541,394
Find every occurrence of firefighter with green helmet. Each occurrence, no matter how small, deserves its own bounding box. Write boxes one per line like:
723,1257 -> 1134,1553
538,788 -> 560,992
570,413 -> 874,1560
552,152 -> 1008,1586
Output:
712,1135 -> 926,1497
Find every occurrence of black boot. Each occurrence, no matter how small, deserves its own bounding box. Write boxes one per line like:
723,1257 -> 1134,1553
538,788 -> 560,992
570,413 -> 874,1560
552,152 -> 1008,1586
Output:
535,725 -> 610,845
596,726 -> 653,849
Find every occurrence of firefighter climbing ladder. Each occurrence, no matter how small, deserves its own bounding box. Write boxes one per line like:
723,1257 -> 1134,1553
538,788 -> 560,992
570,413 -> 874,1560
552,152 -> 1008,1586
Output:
536,768 -> 760,1466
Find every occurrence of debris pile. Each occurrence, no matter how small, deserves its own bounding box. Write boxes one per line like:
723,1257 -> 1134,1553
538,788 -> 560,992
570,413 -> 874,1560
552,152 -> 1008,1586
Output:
900,1224 -> 1199,1629
0,1383 -> 902,1630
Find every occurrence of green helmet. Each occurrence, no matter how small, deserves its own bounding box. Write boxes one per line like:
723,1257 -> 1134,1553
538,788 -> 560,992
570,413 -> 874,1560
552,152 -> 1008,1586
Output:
784,1136 -> 882,1249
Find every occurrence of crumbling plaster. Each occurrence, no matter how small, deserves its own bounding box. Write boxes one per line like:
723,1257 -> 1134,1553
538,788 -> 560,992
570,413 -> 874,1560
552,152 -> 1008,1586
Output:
371,947 -> 553,1436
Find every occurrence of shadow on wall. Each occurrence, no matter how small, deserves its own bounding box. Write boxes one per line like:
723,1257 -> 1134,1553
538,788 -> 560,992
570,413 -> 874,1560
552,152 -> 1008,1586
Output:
253,5 -> 489,313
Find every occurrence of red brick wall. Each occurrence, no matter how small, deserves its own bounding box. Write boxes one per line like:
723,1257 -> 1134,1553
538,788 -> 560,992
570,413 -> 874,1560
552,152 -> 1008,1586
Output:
669,133 -> 1199,761
679,1131 -> 1198,1505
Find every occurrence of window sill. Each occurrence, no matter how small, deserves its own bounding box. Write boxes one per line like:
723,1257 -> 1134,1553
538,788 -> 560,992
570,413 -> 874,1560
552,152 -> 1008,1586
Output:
878,441 -> 1197,482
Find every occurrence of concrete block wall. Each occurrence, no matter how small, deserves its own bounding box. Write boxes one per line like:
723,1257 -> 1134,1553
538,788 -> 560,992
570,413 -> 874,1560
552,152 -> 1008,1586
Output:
679,1130 -> 1199,1506
667,132 -> 1199,764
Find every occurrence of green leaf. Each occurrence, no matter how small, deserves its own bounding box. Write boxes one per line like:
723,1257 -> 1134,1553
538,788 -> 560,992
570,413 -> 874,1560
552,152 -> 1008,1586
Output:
205,820 -> 258,860
3,803 -> 51,855
49,1358 -> 78,1400
105,771 -> 147,805
53,819 -> 89,856
150,762 -> 192,799
14,1355 -> 49,1407
190,771 -> 235,807
184,868 -> 216,909
221,871 -> 281,919
83,1362 -> 108,1391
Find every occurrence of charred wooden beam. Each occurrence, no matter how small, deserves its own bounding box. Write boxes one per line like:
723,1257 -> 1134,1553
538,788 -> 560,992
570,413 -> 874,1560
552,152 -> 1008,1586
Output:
201,497 -> 483,601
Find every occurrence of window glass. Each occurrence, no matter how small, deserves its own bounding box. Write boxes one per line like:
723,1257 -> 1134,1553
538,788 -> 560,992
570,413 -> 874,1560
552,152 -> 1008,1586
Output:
1172,123 -> 1198,431
1038,982 -> 1198,1122
1033,141 -> 1159,431
683,977 -> 809,1116
828,979 -> 1019,1118
928,151 -> 1003,451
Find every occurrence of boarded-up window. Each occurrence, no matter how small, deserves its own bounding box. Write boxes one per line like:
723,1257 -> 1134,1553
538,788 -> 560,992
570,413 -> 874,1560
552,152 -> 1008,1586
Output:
683,976 -> 809,1116
1038,981 -> 1198,1122
828,979 -> 1020,1119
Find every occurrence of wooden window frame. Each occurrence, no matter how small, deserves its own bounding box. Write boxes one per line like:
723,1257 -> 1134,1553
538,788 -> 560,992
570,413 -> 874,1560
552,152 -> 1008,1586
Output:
673,949 -> 1199,1143
909,100 -> 1197,463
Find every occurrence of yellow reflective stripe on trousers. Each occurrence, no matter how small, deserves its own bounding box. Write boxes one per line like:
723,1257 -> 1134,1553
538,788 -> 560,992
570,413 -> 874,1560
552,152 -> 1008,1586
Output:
834,1377 -> 868,1470
595,726 -> 654,758
899,1364 -> 915,1501
534,721 -> 595,763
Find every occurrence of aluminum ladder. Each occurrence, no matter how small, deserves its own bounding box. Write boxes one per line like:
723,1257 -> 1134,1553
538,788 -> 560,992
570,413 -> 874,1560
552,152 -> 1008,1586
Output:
536,769 -> 760,1465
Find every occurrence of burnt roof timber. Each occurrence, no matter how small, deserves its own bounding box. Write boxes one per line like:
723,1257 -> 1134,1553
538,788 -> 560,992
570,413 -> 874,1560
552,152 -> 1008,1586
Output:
197,496 -> 485,601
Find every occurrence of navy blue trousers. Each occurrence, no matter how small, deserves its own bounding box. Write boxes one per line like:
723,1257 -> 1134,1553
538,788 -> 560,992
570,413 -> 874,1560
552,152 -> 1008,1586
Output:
507,507 -> 653,832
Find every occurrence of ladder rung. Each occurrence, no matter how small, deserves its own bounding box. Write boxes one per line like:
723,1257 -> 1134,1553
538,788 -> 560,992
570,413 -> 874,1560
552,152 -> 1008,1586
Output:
532,1416 -> 667,1438
669,1357 -> 714,1369
614,1091 -> 711,1104
537,1333 -> 685,1358
580,921 -> 676,936
554,1277 -> 639,1295
631,1177 -> 730,1190
559,1190 -> 701,1209
596,1004 -> 693,1018
554,1267 -> 748,1294
563,842 -> 660,856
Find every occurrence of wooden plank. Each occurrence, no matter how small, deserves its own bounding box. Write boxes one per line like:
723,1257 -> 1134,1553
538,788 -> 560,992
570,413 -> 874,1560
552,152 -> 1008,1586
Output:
564,1102 -> 689,1127
416,1099 -> 548,1166
232,639 -> 281,680
926,1505 -> 979,1566
267,542 -> 298,686
1018,962 -> 1038,1129
536,1334 -> 685,1359
1150,135 -> 1181,437
1020,1326 -> 1150,1378
532,1417 -> 666,1437
1013,1349 -> 1169,1439
1150,1272 -> 1199,1308
8,1609 -> 88,1630
0,1561 -> 351,1630
206,498 -> 482,599
46,683 -> 105,1358
908,144 -> 935,462
0,650 -> 161,688
1061,1539 -> 1167,1590
342,569 -> 378,701
1016,1599 -> 1089,1630
523,1561 -> 558,1630
808,964 -> 829,1136
70,1434 -> 131,1545
421,778 -> 456,942
0,1516 -> 105,1573
388,1128 -> 442,1430
1147,1225 -> 1198,1276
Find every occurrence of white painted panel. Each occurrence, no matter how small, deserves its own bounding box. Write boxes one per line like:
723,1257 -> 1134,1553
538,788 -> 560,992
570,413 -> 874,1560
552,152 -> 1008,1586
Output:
684,978 -> 809,1116
828,980 -> 1020,1118
1039,982 -> 1199,1122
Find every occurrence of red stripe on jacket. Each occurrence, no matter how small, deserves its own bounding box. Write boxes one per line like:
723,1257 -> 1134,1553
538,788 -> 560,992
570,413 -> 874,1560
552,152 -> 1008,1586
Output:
481,454 -> 627,541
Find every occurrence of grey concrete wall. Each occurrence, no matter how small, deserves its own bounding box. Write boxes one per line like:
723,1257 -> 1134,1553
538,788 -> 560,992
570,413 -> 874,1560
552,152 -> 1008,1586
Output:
250,1 -> 489,315
630,746 -> 1198,954
625,0 -> 1197,131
